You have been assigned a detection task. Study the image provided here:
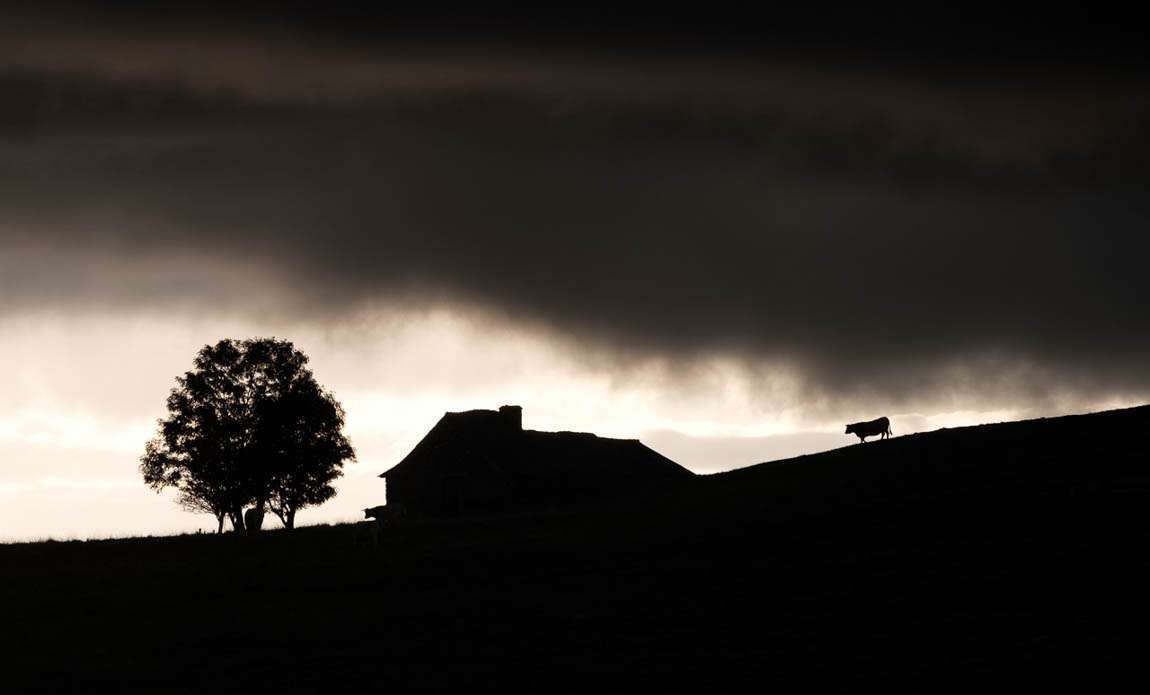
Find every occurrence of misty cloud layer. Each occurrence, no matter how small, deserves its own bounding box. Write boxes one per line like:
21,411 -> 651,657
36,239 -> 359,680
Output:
3,9 -> 1150,413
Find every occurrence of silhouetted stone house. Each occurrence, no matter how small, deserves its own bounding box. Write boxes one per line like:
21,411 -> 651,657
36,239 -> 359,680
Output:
380,405 -> 693,517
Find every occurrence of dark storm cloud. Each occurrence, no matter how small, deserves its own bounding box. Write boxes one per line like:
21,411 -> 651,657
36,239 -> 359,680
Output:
3,7 -> 1150,408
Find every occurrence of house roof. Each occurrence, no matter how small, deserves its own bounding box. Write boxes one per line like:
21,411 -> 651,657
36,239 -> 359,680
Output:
379,407 -> 693,486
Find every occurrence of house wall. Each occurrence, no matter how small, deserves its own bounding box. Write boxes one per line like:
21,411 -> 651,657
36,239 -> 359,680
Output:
387,466 -> 513,518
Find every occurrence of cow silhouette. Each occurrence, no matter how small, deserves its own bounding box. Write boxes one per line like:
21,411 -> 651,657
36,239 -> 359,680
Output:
845,417 -> 892,442
357,504 -> 408,549
243,506 -> 265,533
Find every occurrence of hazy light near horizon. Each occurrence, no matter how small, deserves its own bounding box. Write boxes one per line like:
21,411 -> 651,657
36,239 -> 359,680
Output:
0,304 -> 807,541
1,303 -> 1143,542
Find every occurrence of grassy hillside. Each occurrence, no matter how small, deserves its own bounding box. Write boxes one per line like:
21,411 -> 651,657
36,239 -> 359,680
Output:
3,405 -> 1147,691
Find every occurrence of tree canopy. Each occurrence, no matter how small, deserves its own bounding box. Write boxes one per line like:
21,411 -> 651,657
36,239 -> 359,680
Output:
141,338 -> 354,532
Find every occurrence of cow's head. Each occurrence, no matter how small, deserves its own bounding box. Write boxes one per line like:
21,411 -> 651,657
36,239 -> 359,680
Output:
844,424 -> 855,434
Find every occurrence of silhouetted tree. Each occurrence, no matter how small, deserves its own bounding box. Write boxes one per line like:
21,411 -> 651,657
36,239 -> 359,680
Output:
174,487 -> 229,534
141,338 -> 355,533
259,378 -> 353,529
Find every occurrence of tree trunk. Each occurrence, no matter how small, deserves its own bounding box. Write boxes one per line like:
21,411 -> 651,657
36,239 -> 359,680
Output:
216,513 -> 225,534
230,507 -> 246,534
269,501 -> 294,529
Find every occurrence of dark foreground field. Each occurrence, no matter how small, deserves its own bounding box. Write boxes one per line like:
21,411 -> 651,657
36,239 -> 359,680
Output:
3,406 -> 1148,691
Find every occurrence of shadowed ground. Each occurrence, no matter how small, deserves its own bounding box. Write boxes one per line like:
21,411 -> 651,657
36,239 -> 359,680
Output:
3,405 -> 1147,691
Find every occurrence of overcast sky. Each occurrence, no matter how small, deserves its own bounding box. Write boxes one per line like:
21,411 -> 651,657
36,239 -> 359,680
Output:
2,3 -> 1148,539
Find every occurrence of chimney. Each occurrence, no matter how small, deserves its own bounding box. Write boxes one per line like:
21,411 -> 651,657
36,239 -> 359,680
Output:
499,405 -> 523,431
